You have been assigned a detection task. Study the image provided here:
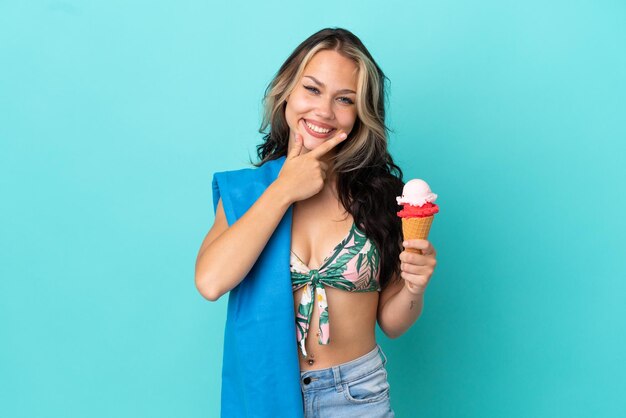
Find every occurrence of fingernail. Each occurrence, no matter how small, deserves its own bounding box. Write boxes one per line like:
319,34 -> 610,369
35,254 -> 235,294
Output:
402,241 -> 407,246
339,133 -> 347,140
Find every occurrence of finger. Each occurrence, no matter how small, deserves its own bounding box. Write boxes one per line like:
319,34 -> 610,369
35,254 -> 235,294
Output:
400,251 -> 429,266
288,133 -> 304,159
320,161 -> 328,172
400,262 -> 431,275
403,239 -> 431,252
309,130 -> 348,160
422,242 -> 435,256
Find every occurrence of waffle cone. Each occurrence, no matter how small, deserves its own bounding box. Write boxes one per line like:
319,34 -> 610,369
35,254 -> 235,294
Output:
402,216 -> 434,254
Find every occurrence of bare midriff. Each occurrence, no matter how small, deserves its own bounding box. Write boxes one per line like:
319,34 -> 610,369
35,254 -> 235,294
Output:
293,286 -> 379,371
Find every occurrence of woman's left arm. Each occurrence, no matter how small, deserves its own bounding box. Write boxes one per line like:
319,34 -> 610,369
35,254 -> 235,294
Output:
377,239 -> 437,339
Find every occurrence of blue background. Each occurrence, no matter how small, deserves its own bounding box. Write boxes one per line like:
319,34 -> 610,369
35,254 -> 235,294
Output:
1,1 -> 625,417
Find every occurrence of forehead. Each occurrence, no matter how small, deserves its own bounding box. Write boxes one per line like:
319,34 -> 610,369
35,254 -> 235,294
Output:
302,50 -> 358,88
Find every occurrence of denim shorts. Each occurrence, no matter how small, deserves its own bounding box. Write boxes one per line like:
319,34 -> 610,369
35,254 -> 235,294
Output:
299,344 -> 395,417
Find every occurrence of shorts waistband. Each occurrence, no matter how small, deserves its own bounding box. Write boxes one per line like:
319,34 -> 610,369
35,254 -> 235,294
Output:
300,344 -> 388,391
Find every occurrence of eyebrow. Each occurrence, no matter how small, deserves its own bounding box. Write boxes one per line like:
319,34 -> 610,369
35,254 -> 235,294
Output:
304,75 -> 356,94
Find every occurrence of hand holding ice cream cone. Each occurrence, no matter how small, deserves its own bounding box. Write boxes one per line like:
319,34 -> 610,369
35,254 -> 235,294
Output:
396,179 -> 439,294
400,239 -> 437,295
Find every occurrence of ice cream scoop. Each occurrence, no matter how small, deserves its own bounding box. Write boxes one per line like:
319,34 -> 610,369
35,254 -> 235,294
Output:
396,179 -> 438,207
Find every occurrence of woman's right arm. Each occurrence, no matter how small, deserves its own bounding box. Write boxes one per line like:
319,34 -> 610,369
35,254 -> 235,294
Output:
194,182 -> 292,301
194,131 -> 347,301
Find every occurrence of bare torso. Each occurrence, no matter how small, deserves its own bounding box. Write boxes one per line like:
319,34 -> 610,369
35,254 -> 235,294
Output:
291,189 -> 379,371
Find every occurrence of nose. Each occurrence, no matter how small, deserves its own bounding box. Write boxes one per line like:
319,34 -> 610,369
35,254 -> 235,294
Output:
314,97 -> 334,120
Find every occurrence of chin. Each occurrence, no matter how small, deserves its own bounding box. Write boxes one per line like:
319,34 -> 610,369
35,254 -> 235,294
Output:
301,136 -> 325,151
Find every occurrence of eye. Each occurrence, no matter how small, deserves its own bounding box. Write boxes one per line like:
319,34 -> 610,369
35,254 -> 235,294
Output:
304,85 -> 354,105
338,96 -> 354,105
304,85 -> 320,94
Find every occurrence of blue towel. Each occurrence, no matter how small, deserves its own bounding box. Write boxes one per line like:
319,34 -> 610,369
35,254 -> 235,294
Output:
212,155 -> 304,418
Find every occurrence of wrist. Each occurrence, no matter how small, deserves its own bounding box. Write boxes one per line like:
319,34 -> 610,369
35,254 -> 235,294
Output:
403,281 -> 426,297
267,180 -> 294,208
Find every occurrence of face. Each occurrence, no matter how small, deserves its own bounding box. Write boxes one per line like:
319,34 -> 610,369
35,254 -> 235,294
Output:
285,49 -> 358,156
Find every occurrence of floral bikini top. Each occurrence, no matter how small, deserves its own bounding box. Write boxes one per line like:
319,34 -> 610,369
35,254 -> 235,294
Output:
290,221 -> 381,358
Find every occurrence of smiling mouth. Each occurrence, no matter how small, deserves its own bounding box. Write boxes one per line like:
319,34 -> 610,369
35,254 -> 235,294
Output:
302,119 -> 336,137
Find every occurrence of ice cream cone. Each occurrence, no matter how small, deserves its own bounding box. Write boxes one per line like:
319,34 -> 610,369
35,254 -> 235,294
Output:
402,216 -> 434,254
397,179 -> 439,255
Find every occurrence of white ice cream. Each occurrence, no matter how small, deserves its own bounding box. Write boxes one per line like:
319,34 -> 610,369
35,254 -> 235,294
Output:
396,179 -> 438,206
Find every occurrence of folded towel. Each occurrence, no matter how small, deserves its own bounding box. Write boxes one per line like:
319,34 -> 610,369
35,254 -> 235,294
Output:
212,155 -> 304,417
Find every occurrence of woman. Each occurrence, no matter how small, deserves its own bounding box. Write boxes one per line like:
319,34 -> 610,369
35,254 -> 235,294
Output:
196,27 -> 437,417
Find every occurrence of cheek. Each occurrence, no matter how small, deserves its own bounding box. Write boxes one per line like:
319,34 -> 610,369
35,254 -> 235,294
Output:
286,92 -> 313,116
337,109 -> 358,130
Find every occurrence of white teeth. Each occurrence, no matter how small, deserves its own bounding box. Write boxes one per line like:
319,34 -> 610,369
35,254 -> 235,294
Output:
305,121 -> 332,134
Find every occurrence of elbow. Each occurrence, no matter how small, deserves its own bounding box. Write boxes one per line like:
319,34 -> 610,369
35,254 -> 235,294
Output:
195,274 -> 224,302
378,320 -> 402,340
197,283 -> 222,302
202,288 -> 222,302
382,328 -> 403,340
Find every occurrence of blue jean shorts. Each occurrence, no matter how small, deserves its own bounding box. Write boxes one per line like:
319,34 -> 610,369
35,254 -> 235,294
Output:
299,344 -> 395,417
